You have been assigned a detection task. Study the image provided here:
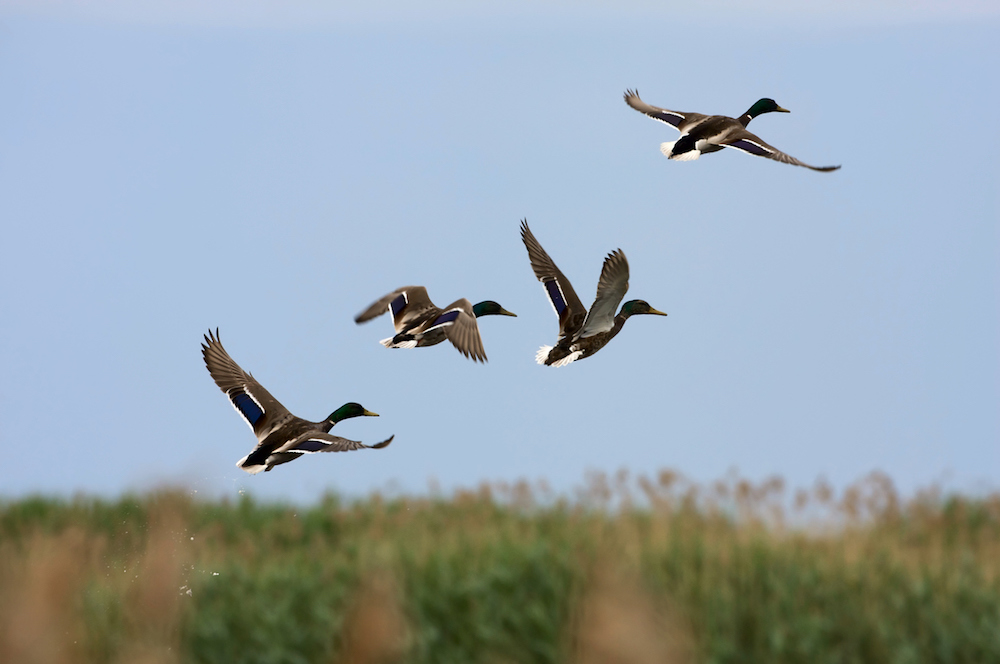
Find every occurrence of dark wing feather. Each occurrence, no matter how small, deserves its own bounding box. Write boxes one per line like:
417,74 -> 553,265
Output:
520,220 -> 588,340
201,329 -> 291,439
723,132 -> 840,172
624,89 -> 707,132
436,299 -> 488,362
278,432 -> 394,454
354,286 -> 437,330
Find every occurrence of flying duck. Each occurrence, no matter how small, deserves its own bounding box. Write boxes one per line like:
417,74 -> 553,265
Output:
354,287 -> 516,363
520,220 -> 667,367
201,329 -> 393,474
624,89 -> 840,172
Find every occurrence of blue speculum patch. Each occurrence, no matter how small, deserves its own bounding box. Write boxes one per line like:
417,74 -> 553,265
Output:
730,139 -> 768,156
232,392 -> 264,426
545,280 -> 567,314
293,439 -> 327,452
390,293 -> 407,318
431,310 -> 460,327
662,111 -> 683,126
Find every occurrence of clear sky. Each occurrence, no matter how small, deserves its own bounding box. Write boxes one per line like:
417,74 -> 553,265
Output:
1,1 -> 997,503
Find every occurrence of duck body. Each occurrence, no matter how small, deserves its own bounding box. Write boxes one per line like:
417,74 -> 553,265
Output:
520,220 -> 667,367
201,329 -> 392,474
536,302 -> 664,367
354,286 -> 516,363
624,89 -> 840,172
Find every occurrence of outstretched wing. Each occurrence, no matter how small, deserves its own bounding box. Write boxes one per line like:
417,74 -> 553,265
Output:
276,432 -> 395,454
355,286 -> 437,333
520,220 -> 588,340
624,89 -> 707,133
433,299 -> 488,362
579,249 -> 629,338
201,329 -> 291,440
723,130 -> 840,172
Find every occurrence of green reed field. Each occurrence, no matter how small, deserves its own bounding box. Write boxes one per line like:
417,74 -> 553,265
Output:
1,470 -> 998,664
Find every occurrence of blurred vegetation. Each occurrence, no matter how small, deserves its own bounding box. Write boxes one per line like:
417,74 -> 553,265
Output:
1,470 -> 998,664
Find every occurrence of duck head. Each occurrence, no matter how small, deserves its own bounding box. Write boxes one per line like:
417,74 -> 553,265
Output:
472,301 -> 517,318
746,98 -> 790,119
328,402 -> 379,423
620,300 -> 668,318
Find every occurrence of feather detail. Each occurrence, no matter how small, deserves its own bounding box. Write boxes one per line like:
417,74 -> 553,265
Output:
549,350 -> 583,368
227,388 -> 265,429
380,337 -> 418,349
535,345 -> 553,365
235,454 -> 267,475
535,346 -> 582,367
661,141 -> 700,161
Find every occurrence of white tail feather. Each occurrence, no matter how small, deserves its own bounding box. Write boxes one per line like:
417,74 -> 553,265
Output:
236,455 -> 266,475
535,346 -> 583,367
550,351 -> 583,367
535,345 -> 553,365
381,337 -> 417,349
661,141 -> 700,161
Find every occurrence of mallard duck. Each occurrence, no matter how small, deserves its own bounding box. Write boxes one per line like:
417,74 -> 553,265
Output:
520,220 -> 667,367
201,329 -> 393,474
624,89 -> 840,172
354,287 -> 516,363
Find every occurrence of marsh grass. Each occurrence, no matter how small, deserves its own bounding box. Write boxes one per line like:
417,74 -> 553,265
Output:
0,471 -> 998,663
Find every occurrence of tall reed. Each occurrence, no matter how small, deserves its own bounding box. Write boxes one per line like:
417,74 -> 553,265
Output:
0,470 -> 997,663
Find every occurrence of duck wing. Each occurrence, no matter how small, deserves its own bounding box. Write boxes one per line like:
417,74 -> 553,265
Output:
722,129 -> 840,172
354,286 -> 419,323
275,432 -> 394,455
201,329 -> 292,441
520,220 -> 588,340
431,298 -> 488,362
624,89 -> 708,133
354,286 -> 440,333
579,249 -> 629,338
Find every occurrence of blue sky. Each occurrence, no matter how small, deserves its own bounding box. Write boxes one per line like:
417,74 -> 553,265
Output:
1,2 -> 997,503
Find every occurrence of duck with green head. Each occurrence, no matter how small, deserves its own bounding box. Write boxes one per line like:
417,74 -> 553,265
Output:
201,329 -> 393,474
520,220 -> 668,367
624,90 -> 840,171
354,286 -> 516,363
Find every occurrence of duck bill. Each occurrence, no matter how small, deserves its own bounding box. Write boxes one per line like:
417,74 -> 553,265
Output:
362,409 -> 380,417
647,307 -> 668,316
775,106 -> 790,113
499,309 -> 518,317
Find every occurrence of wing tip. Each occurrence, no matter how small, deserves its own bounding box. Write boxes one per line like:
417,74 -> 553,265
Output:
201,327 -> 221,354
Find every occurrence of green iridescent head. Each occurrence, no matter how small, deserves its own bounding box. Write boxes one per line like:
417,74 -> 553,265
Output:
328,402 -> 379,423
472,301 -> 517,318
620,300 -> 668,318
746,98 -> 790,118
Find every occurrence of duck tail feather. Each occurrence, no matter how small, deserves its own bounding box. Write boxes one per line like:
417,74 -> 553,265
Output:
535,345 -> 553,365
